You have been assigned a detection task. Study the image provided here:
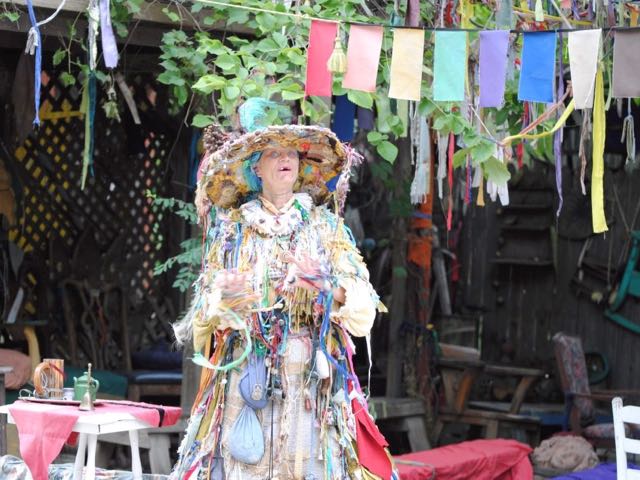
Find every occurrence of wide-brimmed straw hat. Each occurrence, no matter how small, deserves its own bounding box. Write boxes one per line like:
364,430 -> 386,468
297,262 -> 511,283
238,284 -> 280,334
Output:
194,99 -> 362,219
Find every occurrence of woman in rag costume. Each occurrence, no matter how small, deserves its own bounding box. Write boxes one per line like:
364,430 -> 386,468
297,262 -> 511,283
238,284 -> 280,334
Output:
171,99 -> 395,480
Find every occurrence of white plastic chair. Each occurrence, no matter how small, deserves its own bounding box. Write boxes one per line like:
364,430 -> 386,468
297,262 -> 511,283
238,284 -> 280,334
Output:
612,396 -> 640,480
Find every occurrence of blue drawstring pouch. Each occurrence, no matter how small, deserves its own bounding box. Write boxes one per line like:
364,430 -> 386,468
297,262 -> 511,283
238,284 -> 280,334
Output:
228,405 -> 265,465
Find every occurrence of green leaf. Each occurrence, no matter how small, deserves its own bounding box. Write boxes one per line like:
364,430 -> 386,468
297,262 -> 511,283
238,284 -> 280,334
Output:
471,140 -> 496,164
453,148 -> 470,168
483,157 -> 511,184
377,141 -> 398,163
192,74 -> 226,94
347,90 -> 373,109
192,114 -> 215,128
52,49 -> 66,66
157,71 -> 185,87
175,85 -> 188,106
224,85 -> 240,99
367,131 -> 385,144
60,72 -> 76,87
161,7 -> 180,22
198,38 -> 226,55
432,115 -> 449,132
281,89 -> 305,100
216,54 -> 239,71
418,98 -> 437,117
273,32 -> 288,49
0,11 -> 20,22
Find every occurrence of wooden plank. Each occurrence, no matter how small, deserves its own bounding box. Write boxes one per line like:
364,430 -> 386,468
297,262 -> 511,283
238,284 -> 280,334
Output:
0,0 -> 251,32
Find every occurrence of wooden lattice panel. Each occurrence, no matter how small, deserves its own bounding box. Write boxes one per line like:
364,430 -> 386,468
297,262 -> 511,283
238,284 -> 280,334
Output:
9,70 -> 171,301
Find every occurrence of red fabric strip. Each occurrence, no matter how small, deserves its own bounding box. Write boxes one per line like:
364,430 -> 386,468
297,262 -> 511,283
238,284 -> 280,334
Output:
447,132 -> 454,231
305,20 -> 338,97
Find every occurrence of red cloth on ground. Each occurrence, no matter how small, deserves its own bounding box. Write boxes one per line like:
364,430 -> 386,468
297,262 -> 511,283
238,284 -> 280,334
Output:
9,399 -> 181,480
394,439 -> 533,480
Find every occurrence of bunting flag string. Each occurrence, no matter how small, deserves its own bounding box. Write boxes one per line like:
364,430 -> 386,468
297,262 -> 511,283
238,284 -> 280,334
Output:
518,32 -> 556,103
305,20 -> 338,97
479,30 -> 510,108
568,29 -> 601,109
433,31 -> 468,102
388,29 -> 425,101
342,25 -> 383,93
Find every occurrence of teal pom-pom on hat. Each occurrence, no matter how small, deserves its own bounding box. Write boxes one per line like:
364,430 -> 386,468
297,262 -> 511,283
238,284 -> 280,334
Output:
238,98 -> 292,133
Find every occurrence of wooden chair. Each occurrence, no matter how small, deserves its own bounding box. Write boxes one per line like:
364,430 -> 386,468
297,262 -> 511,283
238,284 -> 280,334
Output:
612,397 -> 640,480
434,350 -> 542,446
553,332 -> 640,448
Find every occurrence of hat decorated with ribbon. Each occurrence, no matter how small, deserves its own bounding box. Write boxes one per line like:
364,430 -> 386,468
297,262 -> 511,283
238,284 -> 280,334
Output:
195,98 -> 362,218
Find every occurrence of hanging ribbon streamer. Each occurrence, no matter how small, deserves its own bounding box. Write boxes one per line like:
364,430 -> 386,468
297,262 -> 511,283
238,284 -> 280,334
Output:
612,30 -> 640,98
305,20 -> 338,97
115,73 -> 141,124
501,98 -> 575,145
388,28 -> 425,101
447,133 -> 454,231
99,0 -> 119,68
568,29 -> 601,109
479,30 -> 510,108
591,69 -> 608,234
342,25 -> 383,93
534,0 -> 545,21
465,156 -> 471,204
433,31 -> 467,102
578,113 -> 590,195
357,107 -> 375,131
80,73 -> 97,190
331,95 -> 356,141
410,116 -> 431,204
621,99 -> 636,170
87,0 -> 100,71
437,134 -> 447,199
25,0 -> 42,127
518,32 -> 556,103
554,33 -> 564,218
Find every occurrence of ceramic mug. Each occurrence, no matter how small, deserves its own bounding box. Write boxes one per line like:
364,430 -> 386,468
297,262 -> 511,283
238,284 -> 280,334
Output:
62,387 -> 74,401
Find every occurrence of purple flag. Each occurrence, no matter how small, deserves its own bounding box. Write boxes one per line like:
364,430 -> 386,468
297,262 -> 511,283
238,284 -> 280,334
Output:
518,32 -> 556,103
479,30 -> 510,107
100,0 -> 119,68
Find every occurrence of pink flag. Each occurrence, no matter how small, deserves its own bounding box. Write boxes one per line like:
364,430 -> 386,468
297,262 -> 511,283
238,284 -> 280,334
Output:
305,20 -> 338,97
342,25 -> 383,93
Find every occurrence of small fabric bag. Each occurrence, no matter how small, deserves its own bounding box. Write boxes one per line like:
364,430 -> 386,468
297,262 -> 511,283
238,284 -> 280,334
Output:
227,404 -> 265,465
239,353 -> 269,410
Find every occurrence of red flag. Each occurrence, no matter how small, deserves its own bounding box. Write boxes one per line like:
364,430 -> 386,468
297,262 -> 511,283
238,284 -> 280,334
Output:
305,20 -> 338,97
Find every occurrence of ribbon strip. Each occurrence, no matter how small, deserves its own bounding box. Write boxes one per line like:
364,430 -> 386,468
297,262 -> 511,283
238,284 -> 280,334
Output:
591,69 -> 608,234
25,0 -> 42,126
100,0 -> 119,68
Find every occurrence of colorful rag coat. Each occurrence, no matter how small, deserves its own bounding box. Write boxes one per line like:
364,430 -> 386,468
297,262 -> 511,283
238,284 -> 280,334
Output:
170,193 -> 394,480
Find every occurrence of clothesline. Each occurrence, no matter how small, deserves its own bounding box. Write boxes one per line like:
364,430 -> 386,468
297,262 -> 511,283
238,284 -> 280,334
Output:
195,0 -> 640,34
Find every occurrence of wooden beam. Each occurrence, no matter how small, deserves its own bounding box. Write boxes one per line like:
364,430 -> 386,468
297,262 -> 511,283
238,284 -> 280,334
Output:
0,0 -> 251,33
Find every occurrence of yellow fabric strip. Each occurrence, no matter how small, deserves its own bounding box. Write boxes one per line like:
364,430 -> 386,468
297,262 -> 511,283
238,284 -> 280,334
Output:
388,29 -> 425,101
591,69 -> 608,234
39,111 -> 83,120
501,99 -> 575,145
477,174 -> 485,206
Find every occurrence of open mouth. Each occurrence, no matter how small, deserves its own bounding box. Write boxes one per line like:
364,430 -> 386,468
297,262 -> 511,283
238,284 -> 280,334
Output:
278,166 -> 292,172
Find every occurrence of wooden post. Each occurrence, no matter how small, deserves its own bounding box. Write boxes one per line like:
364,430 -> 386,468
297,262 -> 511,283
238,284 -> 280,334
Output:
385,136 -> 413,398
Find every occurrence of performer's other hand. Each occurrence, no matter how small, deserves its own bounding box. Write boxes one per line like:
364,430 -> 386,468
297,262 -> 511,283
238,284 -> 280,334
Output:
214,270 -> 251,298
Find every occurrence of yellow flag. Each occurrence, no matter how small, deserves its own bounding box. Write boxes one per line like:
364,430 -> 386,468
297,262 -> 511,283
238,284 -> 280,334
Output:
591,69 -> 608,234
388,29 -> 425,101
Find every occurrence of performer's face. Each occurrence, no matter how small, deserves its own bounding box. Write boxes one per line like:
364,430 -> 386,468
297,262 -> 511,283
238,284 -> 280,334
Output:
255,146 -> 300,194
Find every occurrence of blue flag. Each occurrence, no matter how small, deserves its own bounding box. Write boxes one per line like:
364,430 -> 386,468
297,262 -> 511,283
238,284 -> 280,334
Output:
518,32 -> 556,103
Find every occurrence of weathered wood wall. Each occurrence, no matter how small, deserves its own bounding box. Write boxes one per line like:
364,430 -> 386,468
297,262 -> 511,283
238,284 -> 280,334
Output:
458,148 -> 640,389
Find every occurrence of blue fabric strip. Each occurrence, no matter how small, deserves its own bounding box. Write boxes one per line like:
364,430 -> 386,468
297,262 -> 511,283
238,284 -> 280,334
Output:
518,32 -> 556,103
332,95 -> 356,142
26,0 -> 41,126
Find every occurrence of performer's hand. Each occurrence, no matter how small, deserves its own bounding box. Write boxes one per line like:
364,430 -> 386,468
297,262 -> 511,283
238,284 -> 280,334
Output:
284,253 -> 328,292
214,270 -> 251,298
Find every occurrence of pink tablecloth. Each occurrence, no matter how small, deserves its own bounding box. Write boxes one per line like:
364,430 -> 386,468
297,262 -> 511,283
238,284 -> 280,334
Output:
8,399 -> 181,480
394,439 -> 533,480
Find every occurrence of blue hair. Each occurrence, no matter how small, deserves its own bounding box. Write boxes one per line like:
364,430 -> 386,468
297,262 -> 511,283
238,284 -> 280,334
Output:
243,151 -> 263,192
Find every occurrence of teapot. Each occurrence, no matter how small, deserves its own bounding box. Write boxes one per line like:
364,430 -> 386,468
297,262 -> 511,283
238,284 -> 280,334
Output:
73,366 -> 100,402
